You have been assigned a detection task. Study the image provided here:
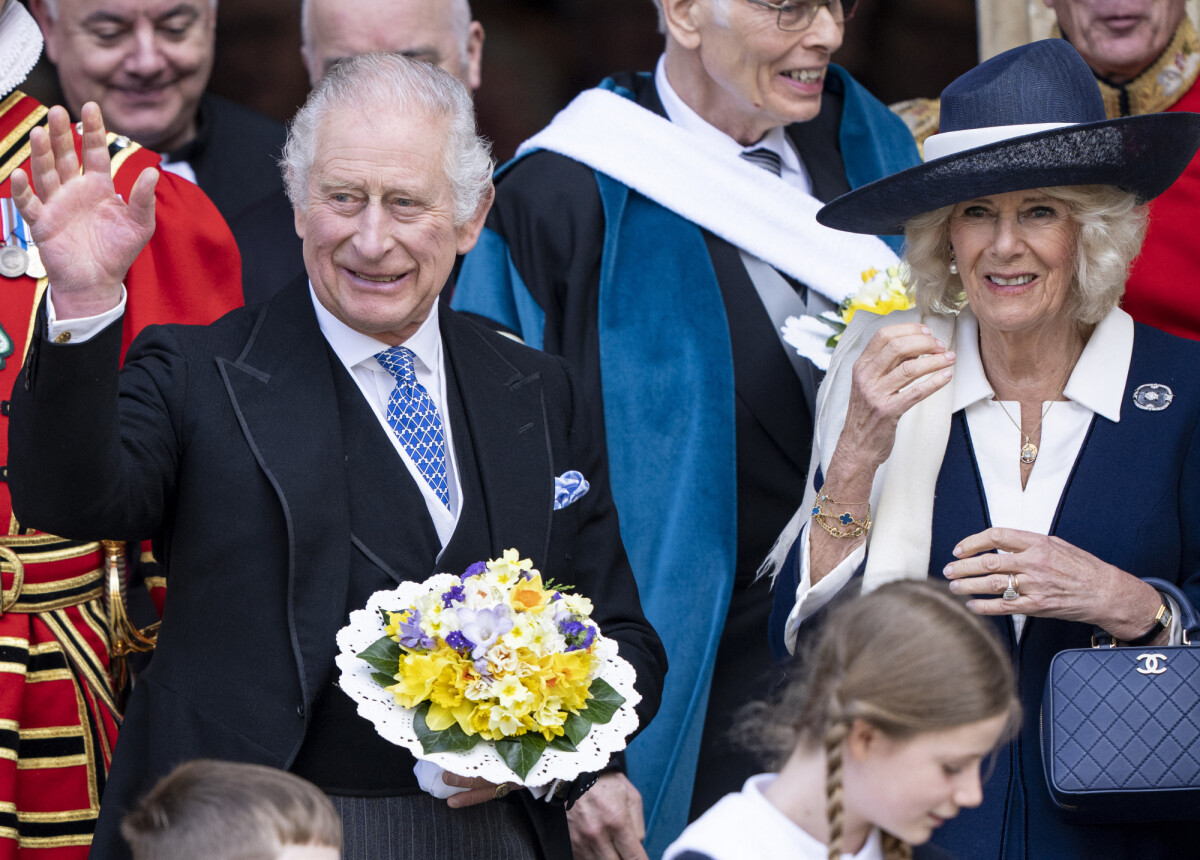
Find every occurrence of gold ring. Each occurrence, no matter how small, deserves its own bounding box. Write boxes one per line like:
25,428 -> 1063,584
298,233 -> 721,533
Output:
494,782 -> 511,800
1002,573 -> 1019,600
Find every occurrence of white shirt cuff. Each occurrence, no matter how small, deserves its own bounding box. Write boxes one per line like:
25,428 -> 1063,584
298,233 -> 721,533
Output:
783,520 -> 866,654
46,286 -> 126,344
413,761 -> 553,800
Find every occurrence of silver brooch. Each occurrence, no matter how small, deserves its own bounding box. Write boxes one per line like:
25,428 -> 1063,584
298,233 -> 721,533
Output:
1133,383 -> 1174,411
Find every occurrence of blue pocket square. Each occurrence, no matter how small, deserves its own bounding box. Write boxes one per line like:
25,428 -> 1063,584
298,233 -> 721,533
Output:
554,471 -> 590,510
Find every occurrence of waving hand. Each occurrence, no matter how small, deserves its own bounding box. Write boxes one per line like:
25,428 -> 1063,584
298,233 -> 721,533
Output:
10,102 -> 157,319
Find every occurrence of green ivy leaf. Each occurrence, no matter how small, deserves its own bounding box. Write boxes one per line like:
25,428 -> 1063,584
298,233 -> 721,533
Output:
413,702 -> 479,754
370,671 -> 395,688
582,678 -> 625,724
496,733 -> 548,781
549,734 -> 579,752
358,635 -> 401,676
561,710 -> 593,747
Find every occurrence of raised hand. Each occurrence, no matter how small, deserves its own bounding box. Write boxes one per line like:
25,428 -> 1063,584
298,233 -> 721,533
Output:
10,102 -> 158,320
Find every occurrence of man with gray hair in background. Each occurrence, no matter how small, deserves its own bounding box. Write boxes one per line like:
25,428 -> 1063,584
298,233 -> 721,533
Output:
452,0 -> 920,855
8,51 -> 666,860
231,0 -> 485,305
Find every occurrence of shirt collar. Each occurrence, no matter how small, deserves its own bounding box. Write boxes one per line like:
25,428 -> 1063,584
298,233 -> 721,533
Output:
949,304 -> 1131,422
653,54 -> 802,176
310,284 -> 443,376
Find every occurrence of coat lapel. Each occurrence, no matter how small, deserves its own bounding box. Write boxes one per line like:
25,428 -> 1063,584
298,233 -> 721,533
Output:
438,310 -> 555,569
215,280 -> 352,708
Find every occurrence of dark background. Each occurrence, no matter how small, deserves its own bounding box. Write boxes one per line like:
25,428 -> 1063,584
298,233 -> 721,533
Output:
21,0 -> 978,161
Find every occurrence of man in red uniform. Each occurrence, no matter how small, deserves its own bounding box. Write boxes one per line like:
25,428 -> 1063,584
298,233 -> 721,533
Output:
1046,0 -> 1200,338
0,2 -> 241,856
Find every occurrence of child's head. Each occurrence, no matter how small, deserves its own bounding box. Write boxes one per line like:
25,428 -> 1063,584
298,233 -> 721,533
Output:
122,760 -> 342,860
746,581 -> 1020,860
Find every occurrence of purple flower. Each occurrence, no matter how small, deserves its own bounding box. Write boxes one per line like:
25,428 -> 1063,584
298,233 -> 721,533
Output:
462,561 -> 487,579
561,618 -> 597,652
445,630 -> 474,653
459,606 -> 514,661
397,611 -> 434,651
442,585 -> 465,608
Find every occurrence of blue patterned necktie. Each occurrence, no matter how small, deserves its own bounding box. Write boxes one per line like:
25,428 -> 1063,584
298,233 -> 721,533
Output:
375,346 -> 450,508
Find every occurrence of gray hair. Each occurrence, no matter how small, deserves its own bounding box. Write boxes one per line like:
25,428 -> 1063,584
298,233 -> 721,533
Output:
281,51 -> 493,228
41,0 -> 217,20
649,0 -> 731,34
301,0 -> 474,59
903,185 -> 1147,327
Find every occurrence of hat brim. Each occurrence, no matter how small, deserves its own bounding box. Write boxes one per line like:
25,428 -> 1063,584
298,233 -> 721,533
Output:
817,112 -> 1200,235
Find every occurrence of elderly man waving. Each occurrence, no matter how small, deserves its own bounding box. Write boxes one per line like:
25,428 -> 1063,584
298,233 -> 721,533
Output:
8,53 -> 666,860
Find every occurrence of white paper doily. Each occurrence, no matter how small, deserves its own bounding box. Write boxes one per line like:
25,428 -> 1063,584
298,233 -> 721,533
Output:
335,582 -> 641,786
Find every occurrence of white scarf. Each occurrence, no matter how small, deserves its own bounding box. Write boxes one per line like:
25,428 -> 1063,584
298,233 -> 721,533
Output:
516,87 -> 899,305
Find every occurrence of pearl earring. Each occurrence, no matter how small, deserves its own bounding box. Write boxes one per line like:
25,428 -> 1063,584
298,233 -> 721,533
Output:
949,250 -> 958,275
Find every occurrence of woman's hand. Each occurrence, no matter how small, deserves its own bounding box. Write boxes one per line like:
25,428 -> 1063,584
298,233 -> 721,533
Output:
943,527 -> 1166,642
831,322 -> 956,475
11,102 -> 158,319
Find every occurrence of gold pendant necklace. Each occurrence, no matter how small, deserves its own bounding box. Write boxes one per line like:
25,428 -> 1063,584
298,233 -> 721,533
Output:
994,352 -> 1081,467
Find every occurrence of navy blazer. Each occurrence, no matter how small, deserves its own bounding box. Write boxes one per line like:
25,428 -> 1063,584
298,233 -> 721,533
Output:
9,280 -> 667,860
771,321 -> 1200,859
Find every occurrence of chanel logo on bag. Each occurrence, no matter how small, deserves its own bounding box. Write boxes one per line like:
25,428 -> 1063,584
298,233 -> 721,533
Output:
1135,653 -> 1168,675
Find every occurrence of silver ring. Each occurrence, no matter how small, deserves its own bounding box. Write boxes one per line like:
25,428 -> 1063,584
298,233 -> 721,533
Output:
1002,573 -> 1019,601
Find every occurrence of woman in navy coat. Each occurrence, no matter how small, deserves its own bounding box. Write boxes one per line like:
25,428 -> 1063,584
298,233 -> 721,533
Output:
767,40 -> 1200,860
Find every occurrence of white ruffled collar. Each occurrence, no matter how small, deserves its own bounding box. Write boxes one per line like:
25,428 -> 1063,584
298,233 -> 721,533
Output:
0,1 -> 44,99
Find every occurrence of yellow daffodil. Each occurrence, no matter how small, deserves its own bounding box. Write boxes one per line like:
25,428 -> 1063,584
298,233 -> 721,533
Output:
510,572 -> 551,612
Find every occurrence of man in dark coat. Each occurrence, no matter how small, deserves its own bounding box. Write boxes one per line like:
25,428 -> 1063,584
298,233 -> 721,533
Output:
8,53 -> 665,860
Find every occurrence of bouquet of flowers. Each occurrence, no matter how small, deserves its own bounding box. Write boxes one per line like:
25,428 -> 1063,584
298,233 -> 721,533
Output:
335,550 -> 640,784
781,265 -> 913,371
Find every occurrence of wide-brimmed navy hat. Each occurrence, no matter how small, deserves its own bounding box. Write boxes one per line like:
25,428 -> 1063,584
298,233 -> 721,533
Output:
818,39 -> 1200,235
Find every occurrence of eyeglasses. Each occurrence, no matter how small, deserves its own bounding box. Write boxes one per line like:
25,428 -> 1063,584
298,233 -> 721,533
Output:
742,0 -> 857,32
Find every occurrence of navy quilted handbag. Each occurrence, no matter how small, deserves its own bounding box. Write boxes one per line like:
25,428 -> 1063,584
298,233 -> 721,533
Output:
1041,578 -> 1200,822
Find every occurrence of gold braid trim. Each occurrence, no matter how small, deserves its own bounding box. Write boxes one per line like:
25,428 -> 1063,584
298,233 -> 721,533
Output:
1054,18 -> 1200,117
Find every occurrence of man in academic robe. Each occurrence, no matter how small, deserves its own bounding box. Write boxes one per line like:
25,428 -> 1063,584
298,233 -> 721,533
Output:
8,52 -> 665,860
0,2 -> 241,857
450,0 -> 918,855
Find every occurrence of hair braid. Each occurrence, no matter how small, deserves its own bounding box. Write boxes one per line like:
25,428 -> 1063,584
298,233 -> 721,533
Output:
823,718 -> 848,860
882,832 -> 913,860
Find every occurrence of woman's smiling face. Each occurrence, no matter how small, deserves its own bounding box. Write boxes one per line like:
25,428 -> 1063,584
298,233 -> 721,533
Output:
949,190 -> 1079,336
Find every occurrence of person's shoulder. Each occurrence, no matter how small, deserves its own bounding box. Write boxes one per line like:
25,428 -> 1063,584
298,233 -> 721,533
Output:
445,307 -> 566,372
496,148 -> 598,199
201,92 -> 287,147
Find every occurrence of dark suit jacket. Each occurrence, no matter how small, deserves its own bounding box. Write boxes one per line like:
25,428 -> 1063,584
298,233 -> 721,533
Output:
173,93 -> 295,303
9,280 -> 666,859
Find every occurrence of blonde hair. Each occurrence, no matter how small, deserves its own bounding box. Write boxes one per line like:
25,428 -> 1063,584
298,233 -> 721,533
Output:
904,185 -> 1147,326
741,581 -> 1020,860
121,760 -> 342,860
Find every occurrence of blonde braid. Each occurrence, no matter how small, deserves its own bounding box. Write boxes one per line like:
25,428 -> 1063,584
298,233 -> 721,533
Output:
882,832 -> 913,860
823,719 -> 848,860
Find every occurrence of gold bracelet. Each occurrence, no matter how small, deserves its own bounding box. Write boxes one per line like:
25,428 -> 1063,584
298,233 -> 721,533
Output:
810,488 -> 872,539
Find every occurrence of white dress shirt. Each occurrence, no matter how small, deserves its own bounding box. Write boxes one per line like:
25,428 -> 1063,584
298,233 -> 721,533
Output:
311,287 -> 462,550
655,55 -> 813,194
783,307 -> 1180,645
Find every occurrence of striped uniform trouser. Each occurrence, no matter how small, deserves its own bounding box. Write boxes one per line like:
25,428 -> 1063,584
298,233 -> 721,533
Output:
329,792 -> 545,860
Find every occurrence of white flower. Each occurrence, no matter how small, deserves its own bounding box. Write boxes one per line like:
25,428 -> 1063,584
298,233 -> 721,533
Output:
560,594 -> 594,617
488,709 -> 524,737
494,676 -> 533,712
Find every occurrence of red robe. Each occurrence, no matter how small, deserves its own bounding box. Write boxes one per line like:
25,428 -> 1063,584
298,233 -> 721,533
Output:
1121,73 -> 1200,338
0,91 -> 242,859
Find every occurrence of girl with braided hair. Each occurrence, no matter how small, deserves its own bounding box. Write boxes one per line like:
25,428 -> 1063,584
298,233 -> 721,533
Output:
665,581 -> 1019,860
